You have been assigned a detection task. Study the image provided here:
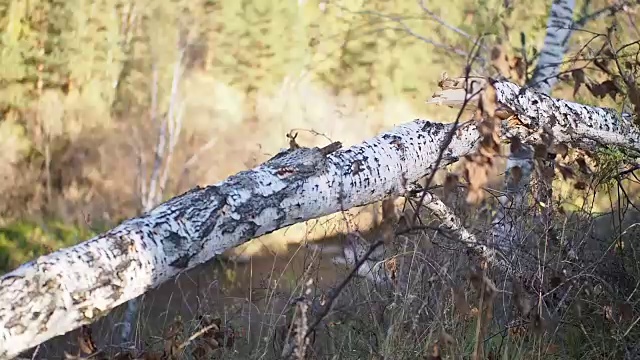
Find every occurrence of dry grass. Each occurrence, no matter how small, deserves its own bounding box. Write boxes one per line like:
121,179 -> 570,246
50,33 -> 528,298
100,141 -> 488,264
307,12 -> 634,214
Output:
21,178 -> 640,359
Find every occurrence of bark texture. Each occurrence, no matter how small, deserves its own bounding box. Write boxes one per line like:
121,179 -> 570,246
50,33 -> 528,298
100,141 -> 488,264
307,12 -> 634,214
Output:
529,0 -> 575,94
2,77 -> 639,358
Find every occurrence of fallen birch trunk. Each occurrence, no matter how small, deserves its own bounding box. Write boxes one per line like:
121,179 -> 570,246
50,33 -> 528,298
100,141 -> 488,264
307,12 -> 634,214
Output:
0,119 -> 482,359
2,77 -> 640,358
428,78 -> 640,159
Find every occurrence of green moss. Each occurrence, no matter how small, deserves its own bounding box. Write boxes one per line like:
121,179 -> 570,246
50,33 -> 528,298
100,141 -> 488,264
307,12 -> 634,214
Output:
0,219 -> 99,274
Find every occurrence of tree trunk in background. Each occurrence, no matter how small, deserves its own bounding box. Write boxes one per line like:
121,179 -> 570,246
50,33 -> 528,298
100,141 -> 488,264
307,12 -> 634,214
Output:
491,0 -> 576,252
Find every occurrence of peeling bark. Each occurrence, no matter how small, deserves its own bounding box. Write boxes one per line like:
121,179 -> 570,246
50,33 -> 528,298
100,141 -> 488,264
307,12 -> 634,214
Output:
428,79 -> 640,153
494,80 -> 640,150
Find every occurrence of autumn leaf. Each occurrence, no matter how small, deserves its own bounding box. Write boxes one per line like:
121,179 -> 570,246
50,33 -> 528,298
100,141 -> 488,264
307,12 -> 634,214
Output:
552,143 -> 569,158
77,326 -> 98,355
443,173 -> 459,198
574,181 -> 587,190
452,285 -> 470,316
557,164 -> 575,180
571,69 -> 586,98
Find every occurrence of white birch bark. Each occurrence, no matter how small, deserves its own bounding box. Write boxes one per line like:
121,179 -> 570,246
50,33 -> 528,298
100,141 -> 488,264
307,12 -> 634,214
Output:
2,77 -> 640,358
493,0 -> 576,249
529,0 -> 575,94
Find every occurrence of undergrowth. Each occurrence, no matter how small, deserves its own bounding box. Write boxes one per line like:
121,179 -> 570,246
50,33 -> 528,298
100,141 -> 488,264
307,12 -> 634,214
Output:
16,178 -> 640,359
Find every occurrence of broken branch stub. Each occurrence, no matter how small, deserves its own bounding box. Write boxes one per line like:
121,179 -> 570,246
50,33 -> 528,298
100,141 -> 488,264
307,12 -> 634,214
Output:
428,76 -> 640,153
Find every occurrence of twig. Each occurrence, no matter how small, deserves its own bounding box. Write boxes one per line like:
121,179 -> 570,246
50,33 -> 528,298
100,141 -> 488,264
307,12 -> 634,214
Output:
176,323 -> 219,350
576,0 -> 640,27
303,241 -> 385,340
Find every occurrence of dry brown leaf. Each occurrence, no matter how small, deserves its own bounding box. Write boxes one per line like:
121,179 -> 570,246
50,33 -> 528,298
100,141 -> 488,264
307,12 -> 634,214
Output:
571,69 -> 586,98
587,79 -> 620,100
552,143 -> 569,158
534,144 -> 548,159
576,157 -> 592,175
385,257 -> 398,285
464,159 -> 490,204
509,166 -> 523,187
509,325 -> 527,339
460,78 -> 501,206
574,181 -> 587,190
452,285 -> 470,316
77,326 -> 98,355
557,164 -> 575,180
